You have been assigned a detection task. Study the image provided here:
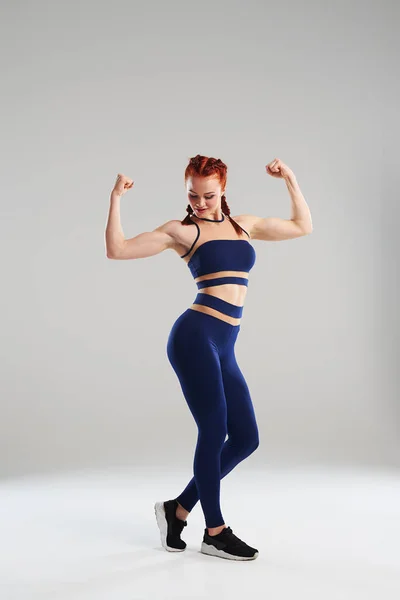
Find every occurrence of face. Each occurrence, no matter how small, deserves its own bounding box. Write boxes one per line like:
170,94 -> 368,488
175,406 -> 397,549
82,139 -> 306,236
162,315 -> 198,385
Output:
186,176 -> 225,218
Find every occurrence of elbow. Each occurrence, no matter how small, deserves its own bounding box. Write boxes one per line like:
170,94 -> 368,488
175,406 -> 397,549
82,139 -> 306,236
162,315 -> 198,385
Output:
106,242 -> 125,259
106,248 -> 120,259
105,235 -> 125,259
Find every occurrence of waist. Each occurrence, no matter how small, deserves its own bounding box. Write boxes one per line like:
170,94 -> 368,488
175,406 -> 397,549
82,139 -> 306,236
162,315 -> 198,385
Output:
191,271 -> 249,323
193,292 -> 244,319
196,276 -> 249,289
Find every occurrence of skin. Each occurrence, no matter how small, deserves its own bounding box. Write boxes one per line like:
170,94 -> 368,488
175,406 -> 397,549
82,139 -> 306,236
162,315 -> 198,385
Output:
105,158 -> 313,533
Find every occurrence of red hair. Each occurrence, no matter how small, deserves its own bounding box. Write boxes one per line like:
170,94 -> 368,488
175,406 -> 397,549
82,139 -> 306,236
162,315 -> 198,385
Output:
182,154 -> 243,236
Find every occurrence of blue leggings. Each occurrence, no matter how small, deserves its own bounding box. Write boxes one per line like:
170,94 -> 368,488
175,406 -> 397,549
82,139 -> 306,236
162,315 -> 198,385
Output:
166,308 -> 259,528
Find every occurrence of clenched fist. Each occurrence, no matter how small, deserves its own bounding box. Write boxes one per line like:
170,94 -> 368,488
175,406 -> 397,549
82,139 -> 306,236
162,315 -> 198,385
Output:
112,173 -> 134,197
266,159 -> 294,180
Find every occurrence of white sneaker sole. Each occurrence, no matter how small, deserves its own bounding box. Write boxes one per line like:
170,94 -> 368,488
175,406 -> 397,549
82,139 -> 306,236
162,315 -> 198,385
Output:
201,541 -> 259,560
154,501 -> 185,552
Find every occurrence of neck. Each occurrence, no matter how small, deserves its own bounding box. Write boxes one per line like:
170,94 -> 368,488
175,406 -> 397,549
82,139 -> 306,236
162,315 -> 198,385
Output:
191,213 -> 225,223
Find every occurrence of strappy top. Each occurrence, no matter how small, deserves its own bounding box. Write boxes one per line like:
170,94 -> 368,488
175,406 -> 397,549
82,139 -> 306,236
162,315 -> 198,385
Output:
180,215 -> 256,319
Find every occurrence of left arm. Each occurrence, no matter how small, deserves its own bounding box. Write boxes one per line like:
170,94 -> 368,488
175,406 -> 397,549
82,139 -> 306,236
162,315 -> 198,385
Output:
234,160 -> 313,241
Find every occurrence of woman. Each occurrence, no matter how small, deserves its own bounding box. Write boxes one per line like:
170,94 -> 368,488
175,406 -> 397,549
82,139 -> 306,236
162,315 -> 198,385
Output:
105,155 -> 313,561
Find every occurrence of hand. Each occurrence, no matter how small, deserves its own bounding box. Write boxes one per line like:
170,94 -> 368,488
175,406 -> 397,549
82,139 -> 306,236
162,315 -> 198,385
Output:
266,159 -> 294,180
112,173 -> 134,196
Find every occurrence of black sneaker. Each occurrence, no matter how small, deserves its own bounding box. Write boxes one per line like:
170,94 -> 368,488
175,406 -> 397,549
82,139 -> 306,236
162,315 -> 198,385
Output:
154,499 -> 187,552
201,526 -> 259,560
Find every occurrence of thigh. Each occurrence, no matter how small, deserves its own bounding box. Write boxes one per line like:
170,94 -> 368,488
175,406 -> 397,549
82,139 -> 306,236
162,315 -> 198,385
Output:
167,314 -> 227,429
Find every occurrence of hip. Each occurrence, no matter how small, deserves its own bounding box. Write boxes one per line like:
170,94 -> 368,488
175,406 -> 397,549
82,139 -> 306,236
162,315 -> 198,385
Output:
167,308 -> 241,356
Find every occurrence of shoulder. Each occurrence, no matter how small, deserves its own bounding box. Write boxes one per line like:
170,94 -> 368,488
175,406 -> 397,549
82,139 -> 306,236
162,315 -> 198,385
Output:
153,218 -> 197,256
231,214 -> 260,238
154,219 -> 181,235
154,218 -> 196,237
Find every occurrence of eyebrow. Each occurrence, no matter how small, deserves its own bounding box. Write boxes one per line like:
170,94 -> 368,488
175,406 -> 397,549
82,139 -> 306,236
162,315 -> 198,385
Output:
189,189 -> 215,194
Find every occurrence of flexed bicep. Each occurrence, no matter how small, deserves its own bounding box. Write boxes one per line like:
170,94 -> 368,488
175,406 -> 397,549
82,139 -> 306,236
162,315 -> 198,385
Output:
109,221 -> 177,260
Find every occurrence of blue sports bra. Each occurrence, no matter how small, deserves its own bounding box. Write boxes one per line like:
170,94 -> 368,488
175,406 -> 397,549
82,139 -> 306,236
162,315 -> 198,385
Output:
180,214 -> 256,319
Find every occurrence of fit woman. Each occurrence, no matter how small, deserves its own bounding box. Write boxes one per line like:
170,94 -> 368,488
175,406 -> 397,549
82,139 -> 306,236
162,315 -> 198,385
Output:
105,155 -> 312,561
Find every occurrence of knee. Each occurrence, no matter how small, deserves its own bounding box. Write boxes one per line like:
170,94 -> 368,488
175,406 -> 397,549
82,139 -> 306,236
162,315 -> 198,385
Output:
235,429 -> 259,460
248,431 -> 259,455
198,420 -> 228,449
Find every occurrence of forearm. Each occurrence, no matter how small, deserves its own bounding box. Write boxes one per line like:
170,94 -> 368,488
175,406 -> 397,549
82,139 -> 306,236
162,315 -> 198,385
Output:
105,192 -> 125,257
284,173 -> 313,232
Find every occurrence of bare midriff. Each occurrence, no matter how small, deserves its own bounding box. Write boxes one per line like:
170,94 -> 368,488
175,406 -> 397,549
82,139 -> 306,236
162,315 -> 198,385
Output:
189,269 -> 249,325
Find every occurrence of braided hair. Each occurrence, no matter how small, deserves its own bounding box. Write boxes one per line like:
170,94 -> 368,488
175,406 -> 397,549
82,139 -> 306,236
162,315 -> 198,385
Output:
182,154 -> 243,236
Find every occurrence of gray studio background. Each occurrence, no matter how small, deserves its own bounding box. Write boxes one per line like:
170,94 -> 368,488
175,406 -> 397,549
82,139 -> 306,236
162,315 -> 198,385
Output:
1,0 -> 398,478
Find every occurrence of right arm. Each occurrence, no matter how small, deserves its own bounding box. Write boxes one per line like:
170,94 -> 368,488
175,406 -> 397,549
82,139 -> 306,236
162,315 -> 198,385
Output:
105,174 -> 177,260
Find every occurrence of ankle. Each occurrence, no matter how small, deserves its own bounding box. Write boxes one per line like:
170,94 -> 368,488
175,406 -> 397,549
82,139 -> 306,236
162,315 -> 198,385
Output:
175,502 -> 189,521
207,524 -> 226,536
